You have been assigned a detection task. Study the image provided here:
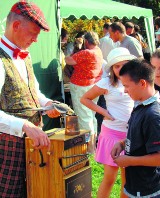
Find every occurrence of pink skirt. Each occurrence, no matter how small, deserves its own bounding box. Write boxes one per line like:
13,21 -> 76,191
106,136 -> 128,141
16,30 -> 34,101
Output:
95,124 -> 126,167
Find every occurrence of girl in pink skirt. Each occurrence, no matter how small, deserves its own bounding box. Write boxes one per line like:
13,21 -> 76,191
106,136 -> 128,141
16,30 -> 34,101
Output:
81,47 -> 135,198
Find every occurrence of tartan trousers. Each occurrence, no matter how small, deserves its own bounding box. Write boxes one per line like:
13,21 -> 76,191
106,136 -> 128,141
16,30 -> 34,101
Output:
0,133 -> 27,198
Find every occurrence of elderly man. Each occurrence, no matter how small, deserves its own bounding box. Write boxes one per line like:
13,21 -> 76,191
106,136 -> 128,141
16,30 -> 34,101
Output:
109,22 -> 143,58
0,2 -> 60,197
65,31 -> 103,154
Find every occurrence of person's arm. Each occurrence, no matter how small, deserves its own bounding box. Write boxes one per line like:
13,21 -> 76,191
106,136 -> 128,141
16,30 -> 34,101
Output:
65,50 -> 85,65
0,59 -> 26,137
80,84 -> 114,120
22,120 -> 50,148
44,101 -> 60,118
113,152 -> 160,167
65,56 -> 77,65
111,139 -> 125,159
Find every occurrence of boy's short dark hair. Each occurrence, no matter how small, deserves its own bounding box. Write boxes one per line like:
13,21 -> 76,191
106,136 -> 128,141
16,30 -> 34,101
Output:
119,59 -> 155,85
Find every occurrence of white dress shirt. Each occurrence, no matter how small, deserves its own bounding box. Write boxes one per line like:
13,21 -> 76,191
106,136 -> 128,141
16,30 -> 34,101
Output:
0,36 -> 51,137
99,36 -> 120,61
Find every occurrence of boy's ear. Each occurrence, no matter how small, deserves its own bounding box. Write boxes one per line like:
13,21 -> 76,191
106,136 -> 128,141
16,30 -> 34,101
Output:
140,79 -> 147,88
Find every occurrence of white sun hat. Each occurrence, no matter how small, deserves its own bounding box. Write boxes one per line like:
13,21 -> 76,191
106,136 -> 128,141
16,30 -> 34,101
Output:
105,47 -> 136,71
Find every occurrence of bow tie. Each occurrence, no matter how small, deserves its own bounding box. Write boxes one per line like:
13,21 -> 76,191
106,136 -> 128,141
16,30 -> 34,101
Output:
1,39 -> 29,59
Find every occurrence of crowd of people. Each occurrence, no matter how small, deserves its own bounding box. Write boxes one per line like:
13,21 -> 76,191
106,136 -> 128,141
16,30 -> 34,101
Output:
1,1 -> 160,198
61,20 -> 145,154
61,18 -> 160,198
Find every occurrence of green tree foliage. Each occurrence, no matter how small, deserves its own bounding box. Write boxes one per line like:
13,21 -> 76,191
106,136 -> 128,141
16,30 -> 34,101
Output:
114,0 -> 160,16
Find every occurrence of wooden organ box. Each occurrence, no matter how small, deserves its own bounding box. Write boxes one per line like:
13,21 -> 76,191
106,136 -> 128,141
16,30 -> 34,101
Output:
25,129 -> 92,198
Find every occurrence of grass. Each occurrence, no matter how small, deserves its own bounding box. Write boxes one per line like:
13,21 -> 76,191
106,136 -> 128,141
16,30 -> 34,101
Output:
90,155 -> 121,198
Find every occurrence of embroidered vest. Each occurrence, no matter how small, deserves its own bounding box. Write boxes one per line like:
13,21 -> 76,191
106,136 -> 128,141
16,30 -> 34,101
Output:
0,48 -> 42,126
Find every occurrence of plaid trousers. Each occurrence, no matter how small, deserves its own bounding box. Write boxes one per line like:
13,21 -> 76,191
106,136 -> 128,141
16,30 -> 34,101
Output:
0,133 -> 27,198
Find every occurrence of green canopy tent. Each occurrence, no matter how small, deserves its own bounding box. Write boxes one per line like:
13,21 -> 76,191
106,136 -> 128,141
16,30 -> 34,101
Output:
60,0 -> 155,54
0,0 -> 62,130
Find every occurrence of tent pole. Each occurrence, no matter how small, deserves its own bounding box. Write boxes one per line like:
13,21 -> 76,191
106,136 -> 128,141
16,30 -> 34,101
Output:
58,0 -> 65,102
144,17 -> 156,54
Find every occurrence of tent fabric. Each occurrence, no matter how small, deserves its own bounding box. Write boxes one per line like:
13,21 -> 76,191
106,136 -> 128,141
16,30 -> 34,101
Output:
145,17 -> 156,54
60,0 -> 155,54
0,0 -> 62,130
60,0 -> 153,19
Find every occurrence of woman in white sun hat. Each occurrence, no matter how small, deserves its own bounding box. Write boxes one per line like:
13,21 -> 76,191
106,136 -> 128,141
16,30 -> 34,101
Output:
81,47 -> 136,198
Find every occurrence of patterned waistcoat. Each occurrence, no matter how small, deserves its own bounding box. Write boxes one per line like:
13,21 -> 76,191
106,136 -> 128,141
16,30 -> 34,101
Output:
0,48 -> 42,126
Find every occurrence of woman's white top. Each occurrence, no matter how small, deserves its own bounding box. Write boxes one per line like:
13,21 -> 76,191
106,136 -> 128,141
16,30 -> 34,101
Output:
96,77 -> 134,132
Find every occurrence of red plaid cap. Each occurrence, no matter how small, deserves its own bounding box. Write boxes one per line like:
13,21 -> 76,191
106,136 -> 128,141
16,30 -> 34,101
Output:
11,2 -> 50,32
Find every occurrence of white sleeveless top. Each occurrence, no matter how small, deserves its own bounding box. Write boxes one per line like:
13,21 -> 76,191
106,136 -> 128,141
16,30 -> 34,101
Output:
96,77 -> 134,132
